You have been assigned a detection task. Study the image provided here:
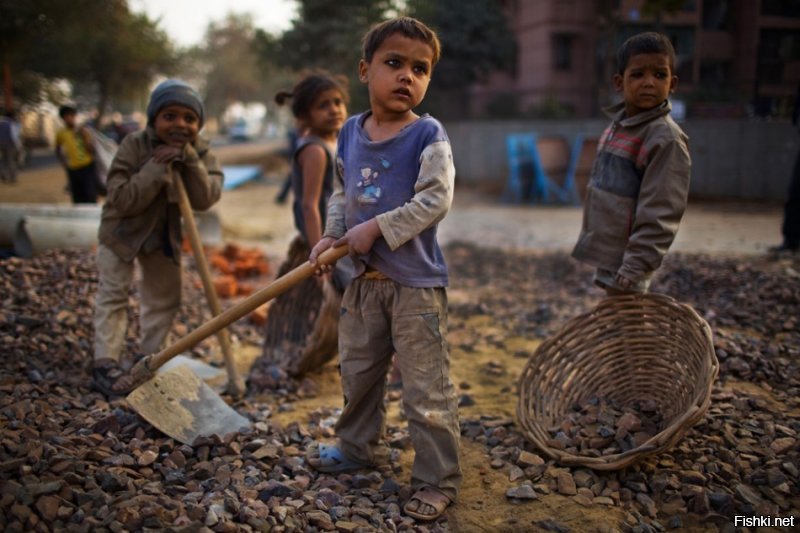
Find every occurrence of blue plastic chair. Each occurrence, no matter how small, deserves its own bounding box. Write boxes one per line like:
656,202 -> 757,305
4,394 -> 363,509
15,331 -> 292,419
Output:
505,132 -> 581,204
505,133 -> 536,203
560,134 -> 585,205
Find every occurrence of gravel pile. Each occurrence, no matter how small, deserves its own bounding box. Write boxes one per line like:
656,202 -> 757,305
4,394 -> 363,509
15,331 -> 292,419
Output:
447,243 -> 799,532
1,245 -> 798,532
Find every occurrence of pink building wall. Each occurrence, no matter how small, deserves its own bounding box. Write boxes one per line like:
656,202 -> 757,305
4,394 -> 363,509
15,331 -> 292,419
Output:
470,0 -> 800,118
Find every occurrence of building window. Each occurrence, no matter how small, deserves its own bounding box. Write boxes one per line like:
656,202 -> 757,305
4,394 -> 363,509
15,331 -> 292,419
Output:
699,61 -> 731,84
759,29 -> 800,83
761,0 -> 800,17
552,34 -> 573,71
702,0 -> 729,29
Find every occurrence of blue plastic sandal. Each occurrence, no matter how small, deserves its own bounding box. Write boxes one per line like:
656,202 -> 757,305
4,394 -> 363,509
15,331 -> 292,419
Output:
307,443 -> 367,473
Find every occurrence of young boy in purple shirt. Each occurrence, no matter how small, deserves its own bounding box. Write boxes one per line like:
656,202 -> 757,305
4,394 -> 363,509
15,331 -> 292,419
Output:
307,17 -> 460,522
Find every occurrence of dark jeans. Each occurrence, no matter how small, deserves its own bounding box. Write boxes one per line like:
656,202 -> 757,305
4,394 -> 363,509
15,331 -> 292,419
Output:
782,148 -> 800,248
0,145 -> 19,182
67,162 -> 98,204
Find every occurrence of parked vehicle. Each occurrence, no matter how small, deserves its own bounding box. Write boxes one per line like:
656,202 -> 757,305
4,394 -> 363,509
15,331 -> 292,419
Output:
229,118 -> 262,141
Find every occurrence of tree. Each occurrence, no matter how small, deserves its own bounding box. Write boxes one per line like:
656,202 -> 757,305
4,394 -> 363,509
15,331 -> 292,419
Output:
405,0 -> 516,118
1,0 -> 173,122
190,14 -> 271,123
0,0 -> 77,109
54,0 -> 175,124
642,0 -> 687,33
251,29 -> 299,112
276,0 -> 397,111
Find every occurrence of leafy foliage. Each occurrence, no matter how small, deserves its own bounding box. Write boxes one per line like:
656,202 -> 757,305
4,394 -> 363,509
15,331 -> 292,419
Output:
406,0 -> 515,89
0,0 -> 77,107
273,0 -> 396,111
264,0 -> 516,118
641,0 -> 688,19
1,0 -> 173,120
189,14 -> 268,121
404,0 -> 516,118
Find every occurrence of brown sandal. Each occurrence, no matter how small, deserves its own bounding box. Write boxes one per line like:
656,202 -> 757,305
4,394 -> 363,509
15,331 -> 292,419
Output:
404,486 -> 451,522
92,360 -> 137,397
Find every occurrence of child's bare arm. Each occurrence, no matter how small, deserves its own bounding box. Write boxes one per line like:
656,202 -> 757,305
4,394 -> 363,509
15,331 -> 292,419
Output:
311,155 -> 346,272
375,141 -> 455,250
298,144 -> 327,248
618,138 -> 691,282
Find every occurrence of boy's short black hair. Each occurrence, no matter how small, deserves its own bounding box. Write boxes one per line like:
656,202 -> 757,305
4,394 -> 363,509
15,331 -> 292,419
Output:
617,32 -> 676,74
362,16 -> 441,67
58,105 -> 77,119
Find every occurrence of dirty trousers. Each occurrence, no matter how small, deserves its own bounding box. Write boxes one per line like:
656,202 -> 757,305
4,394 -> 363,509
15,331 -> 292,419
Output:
93,244 -> 181,363
335,277 -> 462,501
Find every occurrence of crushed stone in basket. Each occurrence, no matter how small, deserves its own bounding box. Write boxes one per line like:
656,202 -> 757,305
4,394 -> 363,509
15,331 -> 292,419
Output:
546,395 -> 665,458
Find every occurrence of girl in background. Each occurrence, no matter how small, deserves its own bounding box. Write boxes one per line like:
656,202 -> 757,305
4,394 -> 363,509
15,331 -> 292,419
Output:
251,72 -> 351,384
279,73 -> 349,251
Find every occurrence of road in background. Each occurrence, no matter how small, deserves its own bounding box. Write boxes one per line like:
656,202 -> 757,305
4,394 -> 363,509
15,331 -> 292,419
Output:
0,137 -> 784,258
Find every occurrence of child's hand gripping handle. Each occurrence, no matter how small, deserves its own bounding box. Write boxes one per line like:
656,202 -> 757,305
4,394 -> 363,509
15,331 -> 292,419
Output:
127,245 -> 350,391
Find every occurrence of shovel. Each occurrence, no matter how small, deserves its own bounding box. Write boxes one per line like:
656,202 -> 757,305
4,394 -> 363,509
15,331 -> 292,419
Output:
172,172 -> 245,398
125,243 -> 348,444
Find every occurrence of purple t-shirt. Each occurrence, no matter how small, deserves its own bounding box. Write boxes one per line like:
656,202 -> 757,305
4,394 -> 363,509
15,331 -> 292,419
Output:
337,112 -> 451,287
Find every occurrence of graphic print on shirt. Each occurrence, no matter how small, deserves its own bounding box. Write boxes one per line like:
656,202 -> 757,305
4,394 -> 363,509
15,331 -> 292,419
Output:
357,166 -> 383,205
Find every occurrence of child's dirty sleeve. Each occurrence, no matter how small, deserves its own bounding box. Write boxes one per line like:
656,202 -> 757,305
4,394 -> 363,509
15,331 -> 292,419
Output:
322,155 -> 347,239
618,136 -> 691,281
375,141 -> 455,251
105,135 -> 171,216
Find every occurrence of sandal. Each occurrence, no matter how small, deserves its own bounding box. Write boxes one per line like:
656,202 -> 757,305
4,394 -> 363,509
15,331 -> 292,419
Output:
305,443 -> 369,473
404,486 -> 451,522
92,360 -> 137,397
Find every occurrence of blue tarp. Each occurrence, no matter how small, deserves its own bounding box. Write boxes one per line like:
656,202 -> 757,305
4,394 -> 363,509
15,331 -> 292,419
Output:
221,166 -> 263,190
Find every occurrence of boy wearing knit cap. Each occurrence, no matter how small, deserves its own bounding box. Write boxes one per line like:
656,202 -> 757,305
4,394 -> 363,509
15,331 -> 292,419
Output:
92,79 -> 223,396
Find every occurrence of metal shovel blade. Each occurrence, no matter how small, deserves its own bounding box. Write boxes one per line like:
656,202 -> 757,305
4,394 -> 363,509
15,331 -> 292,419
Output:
158,354 -> 228,392
158,354 -> 227,380
127,364 -> 249,445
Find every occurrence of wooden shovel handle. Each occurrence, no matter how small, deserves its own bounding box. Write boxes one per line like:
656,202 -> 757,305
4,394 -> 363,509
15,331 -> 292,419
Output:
173,174 -> 244,397
134,243 -> 349,377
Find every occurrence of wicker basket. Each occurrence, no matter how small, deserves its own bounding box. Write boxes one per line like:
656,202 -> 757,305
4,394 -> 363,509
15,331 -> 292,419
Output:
516,293 -> 718,470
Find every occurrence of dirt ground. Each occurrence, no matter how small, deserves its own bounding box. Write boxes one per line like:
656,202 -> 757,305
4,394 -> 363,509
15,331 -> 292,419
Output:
1,143 -> 795,532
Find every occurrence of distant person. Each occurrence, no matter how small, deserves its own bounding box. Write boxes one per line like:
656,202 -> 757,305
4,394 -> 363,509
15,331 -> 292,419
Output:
55,105 -> 98,203
770,83 -> 800,254
306,17 -> 460,522
572,32 -> 691,295
0,110 -> 22,184
274,124 -> 301,204
252,71 -> 351,383
92,79 -> 223,396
